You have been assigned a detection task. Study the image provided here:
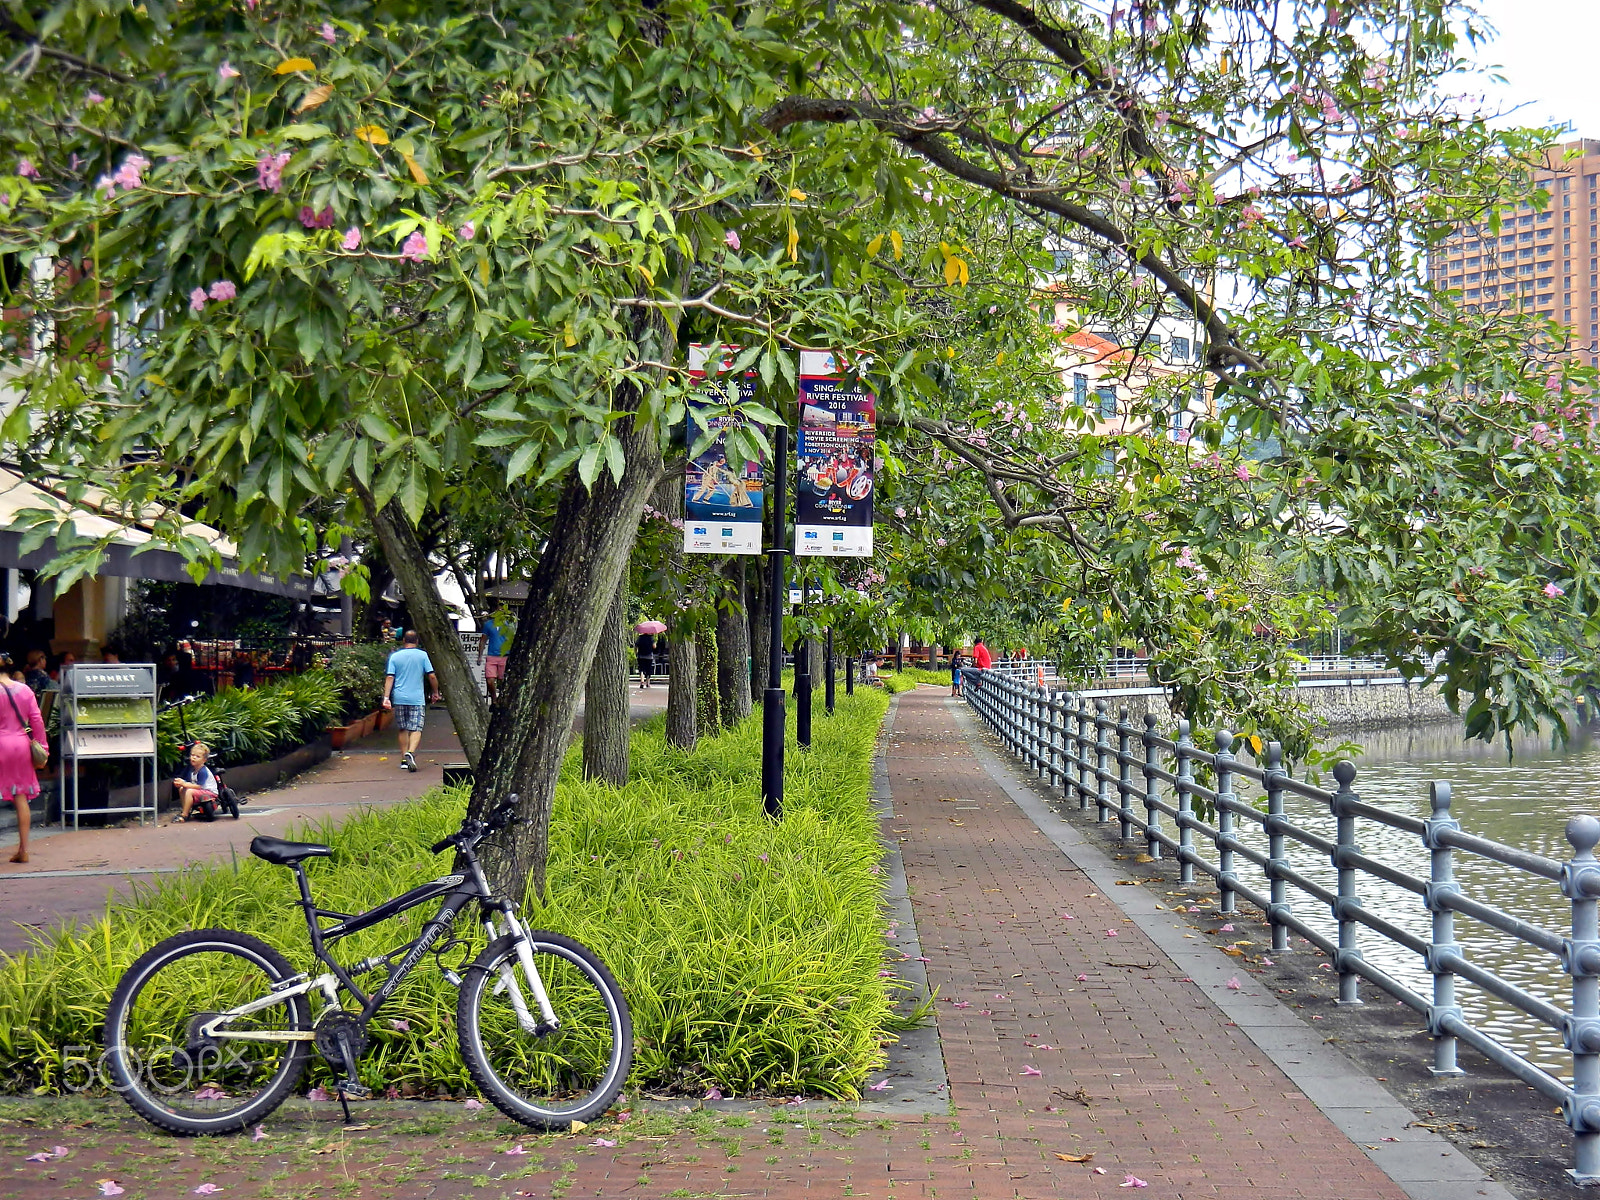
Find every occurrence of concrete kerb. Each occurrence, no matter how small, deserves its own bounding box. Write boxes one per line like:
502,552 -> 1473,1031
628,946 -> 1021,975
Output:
945,697 -> 1517,1200
858,691 -> 952,1115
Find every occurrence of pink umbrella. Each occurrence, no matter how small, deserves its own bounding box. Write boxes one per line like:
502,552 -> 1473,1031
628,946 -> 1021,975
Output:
634,620 -> 667,635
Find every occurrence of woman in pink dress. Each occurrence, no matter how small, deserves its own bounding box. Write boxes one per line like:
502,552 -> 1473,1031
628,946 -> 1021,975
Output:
0,676 -> 44,863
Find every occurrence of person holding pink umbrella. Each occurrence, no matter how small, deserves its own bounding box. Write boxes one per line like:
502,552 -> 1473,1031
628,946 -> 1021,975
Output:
634,620 -> 666,689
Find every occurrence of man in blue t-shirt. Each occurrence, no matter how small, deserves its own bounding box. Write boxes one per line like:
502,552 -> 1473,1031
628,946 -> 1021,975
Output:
382,630 -> 439,773
480,609 -> 512,702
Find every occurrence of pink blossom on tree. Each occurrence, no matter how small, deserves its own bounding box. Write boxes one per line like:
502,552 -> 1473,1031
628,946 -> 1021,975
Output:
342,227 -> 362,251
218,61 -> 240,80
208,280 -> 237,302
458,221 -> 475,241
724,229 -> 740,250
16,159 -> 37,179
113,154 -> 149,191
400,230 -> 429,261
256,151 -> 291,192
188,287 -> 208,314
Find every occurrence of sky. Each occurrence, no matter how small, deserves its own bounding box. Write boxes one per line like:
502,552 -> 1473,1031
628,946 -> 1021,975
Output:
1458,0 -> 1600,137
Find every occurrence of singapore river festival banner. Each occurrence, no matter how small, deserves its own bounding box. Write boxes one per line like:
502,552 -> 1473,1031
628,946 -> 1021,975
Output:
795,349 -> 875,557
683,344 -> 765,554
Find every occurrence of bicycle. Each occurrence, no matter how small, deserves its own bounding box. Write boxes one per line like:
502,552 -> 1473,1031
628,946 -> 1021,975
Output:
102,797 -> 633,1136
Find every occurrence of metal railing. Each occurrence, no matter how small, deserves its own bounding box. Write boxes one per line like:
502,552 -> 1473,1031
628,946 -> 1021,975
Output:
961,666 -> 1600,1184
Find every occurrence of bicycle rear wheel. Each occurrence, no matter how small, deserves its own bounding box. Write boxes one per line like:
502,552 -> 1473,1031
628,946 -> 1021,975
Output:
458,931 -> 632,1128
104,929 -> 311,1135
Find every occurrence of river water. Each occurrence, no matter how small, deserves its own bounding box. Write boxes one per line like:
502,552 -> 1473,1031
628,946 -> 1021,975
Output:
1223,722 -> 1598,1080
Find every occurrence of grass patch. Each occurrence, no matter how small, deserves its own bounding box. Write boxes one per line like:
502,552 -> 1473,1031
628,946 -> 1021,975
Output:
0,690 -> 897,1101
879,667 -> 951,693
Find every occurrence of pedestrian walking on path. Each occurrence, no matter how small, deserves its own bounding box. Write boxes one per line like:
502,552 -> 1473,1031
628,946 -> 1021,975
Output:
949,646 -> 964,696
382,630 -> 439,774
634,631 -> 656,689
481,608 -> 511,702
0,676 -> 44,862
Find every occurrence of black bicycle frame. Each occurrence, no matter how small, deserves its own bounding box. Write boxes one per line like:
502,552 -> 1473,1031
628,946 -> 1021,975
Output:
284,846 -> 508,1020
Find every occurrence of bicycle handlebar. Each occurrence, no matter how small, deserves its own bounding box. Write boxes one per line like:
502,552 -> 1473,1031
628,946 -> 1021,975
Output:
430,795 -> 520,856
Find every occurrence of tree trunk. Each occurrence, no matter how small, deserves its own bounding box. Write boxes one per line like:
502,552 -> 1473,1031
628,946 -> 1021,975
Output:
695,623 -> 720,736
359,488 -> 490,767
748,555 -> 769,698
717,559 -> 751,727
467,413 -> 664,903
653,475 -> 698,751
582,577 -> 629,786
666,630 -> 697,749
357,543 -> 396,641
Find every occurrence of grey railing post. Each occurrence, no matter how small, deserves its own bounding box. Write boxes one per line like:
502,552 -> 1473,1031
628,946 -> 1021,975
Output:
1264,742 -> 1290,954
1036,684 -> 1049,780
1117,708 -> 1135,841
1094,699 -> 1111,823
1562,815 -> 1600,1185
1142,713 -> 1162,859
1215,731 -> 1237,914
1049,692 -> 1065,792
1422,780 -> 1464,1077
1331,760 -> 1364,1006
1176,719 -> 1195,883
1076,702 -> 1091,811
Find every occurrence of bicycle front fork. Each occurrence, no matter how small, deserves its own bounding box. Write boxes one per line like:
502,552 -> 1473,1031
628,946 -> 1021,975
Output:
485,912 -> 560,1033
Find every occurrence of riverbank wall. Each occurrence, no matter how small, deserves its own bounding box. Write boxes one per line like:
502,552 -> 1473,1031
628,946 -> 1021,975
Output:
1052,672 -> 1454,732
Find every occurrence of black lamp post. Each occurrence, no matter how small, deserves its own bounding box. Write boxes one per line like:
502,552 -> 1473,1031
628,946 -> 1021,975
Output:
824,626 -> 835,715
760,424 -> 789,819
795,572 -> 812,748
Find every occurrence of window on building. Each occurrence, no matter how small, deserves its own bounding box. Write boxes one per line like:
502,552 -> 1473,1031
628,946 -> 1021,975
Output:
1097,386 -> 1117,419
1467,288 -> 1481,297
1073,373 -> 1088,407
1144,333 -> 1162,354
1170,393 -> 1185,438
1171,336 -> 1189,361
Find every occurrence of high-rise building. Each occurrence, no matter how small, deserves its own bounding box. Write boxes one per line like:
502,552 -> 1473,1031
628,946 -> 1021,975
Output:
1428,137 -> 1600,367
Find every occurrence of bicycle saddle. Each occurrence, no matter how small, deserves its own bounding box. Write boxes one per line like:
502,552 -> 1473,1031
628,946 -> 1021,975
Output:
250,835 -> 333,866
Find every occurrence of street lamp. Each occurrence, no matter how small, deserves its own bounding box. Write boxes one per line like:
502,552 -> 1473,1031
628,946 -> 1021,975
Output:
760,424 -> 788,819
796,573 -> 812,748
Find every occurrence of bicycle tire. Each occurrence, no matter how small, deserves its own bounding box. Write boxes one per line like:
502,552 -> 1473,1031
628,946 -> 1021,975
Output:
457,931 -> 632,1128
104,928 -> 311,1136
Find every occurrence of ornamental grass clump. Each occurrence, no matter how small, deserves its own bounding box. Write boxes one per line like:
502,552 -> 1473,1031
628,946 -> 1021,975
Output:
0,689 -> 898,1100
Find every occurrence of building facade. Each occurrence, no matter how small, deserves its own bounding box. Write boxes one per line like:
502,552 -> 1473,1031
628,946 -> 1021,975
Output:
1428,137 -> 1600,367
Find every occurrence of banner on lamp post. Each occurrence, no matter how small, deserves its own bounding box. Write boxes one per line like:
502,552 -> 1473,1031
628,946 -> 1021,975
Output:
795,350 -> 875,557
683,344 -> 765,555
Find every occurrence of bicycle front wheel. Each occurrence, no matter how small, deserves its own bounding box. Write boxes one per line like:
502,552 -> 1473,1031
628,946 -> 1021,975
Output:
458,931 -> 632,1128
104,928 -> 311,1135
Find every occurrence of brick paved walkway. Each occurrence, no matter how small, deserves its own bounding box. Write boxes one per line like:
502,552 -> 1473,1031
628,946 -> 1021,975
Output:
3,687 -> 1418,1199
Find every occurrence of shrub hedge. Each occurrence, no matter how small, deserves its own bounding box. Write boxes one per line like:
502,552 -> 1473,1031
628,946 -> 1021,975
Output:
155,671 -> 344,770
0,688 -> 903,1100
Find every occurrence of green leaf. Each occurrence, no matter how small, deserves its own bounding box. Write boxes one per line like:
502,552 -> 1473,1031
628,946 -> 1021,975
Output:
577,442 -> 603,489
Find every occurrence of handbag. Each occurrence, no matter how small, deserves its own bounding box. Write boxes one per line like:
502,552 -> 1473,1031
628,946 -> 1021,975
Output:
2,683 -> 49,769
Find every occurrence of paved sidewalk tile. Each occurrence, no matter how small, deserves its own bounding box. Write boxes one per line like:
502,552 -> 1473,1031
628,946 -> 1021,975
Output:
887,687 -> 1409,1198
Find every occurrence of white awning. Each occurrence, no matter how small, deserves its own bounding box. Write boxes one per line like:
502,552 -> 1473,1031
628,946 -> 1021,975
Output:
0,468 -> 309,598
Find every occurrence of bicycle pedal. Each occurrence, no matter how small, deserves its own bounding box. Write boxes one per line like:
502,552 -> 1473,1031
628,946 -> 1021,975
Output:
337,1081 -> 372,1100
